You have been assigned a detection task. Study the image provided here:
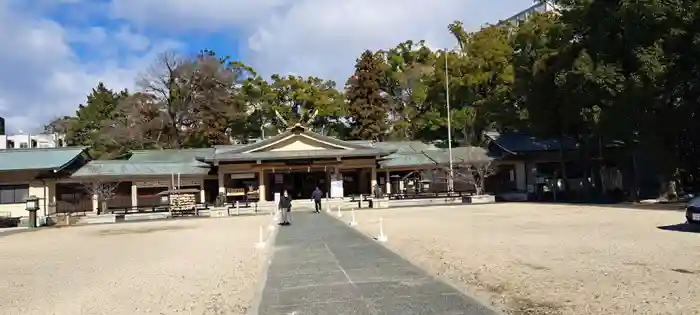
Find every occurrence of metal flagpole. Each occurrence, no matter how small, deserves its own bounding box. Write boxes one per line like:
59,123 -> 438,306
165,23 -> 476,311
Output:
445,49 -> 454,192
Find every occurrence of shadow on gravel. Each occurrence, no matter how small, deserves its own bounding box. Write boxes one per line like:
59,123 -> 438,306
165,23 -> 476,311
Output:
657,223 -> 700,234
95,225 -> 194,236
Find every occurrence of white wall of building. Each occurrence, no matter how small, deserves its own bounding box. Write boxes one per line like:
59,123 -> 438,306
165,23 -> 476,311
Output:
500,1 -> 559,26
0,133 -> 67,149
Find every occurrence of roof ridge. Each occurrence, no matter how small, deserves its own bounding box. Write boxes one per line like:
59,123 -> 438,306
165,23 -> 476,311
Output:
89,160 -> 202,164
0,146 -> 87,153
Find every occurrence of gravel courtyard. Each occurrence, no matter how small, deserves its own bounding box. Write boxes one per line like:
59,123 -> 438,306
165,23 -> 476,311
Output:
345,203 -> 700,315
0,215 -> 271,315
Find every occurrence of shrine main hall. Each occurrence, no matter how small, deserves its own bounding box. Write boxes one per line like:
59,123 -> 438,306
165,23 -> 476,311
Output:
0,123 -> 559,217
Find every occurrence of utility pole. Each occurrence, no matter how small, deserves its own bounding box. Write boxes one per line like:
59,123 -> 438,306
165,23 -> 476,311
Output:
445,49 -> 454,192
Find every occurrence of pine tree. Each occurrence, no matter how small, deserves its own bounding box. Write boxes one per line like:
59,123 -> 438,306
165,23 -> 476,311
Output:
345,50 -> 389,141
68,82 -> 129,158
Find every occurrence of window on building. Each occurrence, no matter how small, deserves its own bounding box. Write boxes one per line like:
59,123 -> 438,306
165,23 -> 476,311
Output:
31,139 -> 37,148
6,140 -> 14,148
0,185 -> 29,204
19,142 -> 28,148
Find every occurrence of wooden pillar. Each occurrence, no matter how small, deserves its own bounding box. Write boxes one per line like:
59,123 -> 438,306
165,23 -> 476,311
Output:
384,171 -> 391,194
131,183 -> 138,210
91,193 -> 99,213
333,167 -> 341,198
258,170 -> 266,202
370,166 -> 377,194
199,181 -> 206,203
218,172 -> 226,196
46,180 -> 57,215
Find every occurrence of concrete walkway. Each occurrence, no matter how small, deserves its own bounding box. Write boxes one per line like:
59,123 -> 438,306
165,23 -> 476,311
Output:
255,211 -> 497,315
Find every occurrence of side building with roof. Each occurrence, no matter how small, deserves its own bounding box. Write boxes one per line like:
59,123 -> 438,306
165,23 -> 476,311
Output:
0,124 -> 585,219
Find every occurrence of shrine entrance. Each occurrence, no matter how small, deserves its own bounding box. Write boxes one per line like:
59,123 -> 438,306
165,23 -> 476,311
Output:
267,168 -> 330,200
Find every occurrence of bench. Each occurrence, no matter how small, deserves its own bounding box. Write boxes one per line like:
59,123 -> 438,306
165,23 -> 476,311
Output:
349,195 -> 374,208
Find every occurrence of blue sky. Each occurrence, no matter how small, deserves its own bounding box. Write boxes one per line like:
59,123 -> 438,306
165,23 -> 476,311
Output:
0,0 -> 534,133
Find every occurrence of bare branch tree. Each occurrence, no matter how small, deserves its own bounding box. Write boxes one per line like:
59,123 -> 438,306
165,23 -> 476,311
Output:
82,181 -> 120,215
137,51 -> 193,148
412,144 -> 496,194
463,160 -> 496,195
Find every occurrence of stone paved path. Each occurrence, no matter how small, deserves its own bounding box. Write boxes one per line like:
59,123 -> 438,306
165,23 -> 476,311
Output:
255,211 -> 497,315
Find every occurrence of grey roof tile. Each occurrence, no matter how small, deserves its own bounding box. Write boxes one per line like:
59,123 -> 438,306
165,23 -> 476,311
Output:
71,160 -> 210,177
128,148 -> 215,162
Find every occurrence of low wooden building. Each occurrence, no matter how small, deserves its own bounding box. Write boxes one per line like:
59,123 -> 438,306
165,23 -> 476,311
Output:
0,125 -> 585,218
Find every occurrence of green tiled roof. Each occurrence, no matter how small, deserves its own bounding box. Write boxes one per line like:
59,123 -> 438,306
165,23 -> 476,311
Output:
71,160 -> 210,178
370,141 -> 438,153
213,144 -> 244,154
0,147 -> 88,172
379,146 -> 493,169
379,153 -> 435,168
129,148 -> 215,163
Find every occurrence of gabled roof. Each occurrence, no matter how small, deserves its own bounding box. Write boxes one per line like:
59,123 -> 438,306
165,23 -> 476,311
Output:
484,131 -> 577,154
224,126 -> 370,154
197,125 -> 394,163
207,148 -> 392,163
71,160 -> 210,178
0,147 -> 89,172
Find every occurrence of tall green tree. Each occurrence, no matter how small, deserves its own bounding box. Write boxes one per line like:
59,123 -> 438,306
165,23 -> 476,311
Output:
379,40 -> 437,140
59,82 -> 128,158
265,74 -> 346,136
345,50 -> 390,141
441,22 -> 518,145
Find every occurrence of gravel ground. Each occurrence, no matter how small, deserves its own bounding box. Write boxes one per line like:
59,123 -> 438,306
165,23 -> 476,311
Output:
0,215 -> 272,315
344,203 -> 700,315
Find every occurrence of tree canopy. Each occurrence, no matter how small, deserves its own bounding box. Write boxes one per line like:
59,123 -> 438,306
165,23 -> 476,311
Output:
47,0 -> 700,194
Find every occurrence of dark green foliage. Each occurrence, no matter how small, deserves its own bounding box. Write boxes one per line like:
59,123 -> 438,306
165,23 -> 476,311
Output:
345,50 -> 389,141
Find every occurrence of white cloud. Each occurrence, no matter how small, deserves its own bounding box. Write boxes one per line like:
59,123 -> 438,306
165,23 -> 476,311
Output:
115,26 -> 151,52
109,0 -> 291,31
0,1 -> 180,133
109,0 -> 532,85
0,0 -> 534,133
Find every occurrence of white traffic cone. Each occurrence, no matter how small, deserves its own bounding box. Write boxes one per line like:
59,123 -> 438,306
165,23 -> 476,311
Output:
255,226 -> 266,248
349,208 -> 358,226
377,217 -> 388,242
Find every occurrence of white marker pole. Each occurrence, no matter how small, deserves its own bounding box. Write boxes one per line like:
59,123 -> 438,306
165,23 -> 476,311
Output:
377,217 -> 388,242
235,201 -> 240,215
255,226 -> 266,248
269,208 -> 277,229
349,208 -> 357,226
336,205 -> 342,218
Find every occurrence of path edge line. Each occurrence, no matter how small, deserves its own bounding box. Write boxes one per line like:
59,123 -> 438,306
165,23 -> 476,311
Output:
246,222 -> 279,315
325,211 -> 505,315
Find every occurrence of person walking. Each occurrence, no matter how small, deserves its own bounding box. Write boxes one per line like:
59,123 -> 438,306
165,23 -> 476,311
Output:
311,187 -> 323,213
278,190 -> 292,225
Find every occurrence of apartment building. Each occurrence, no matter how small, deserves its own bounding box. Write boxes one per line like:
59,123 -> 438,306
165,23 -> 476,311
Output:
500,1 -> 559,26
